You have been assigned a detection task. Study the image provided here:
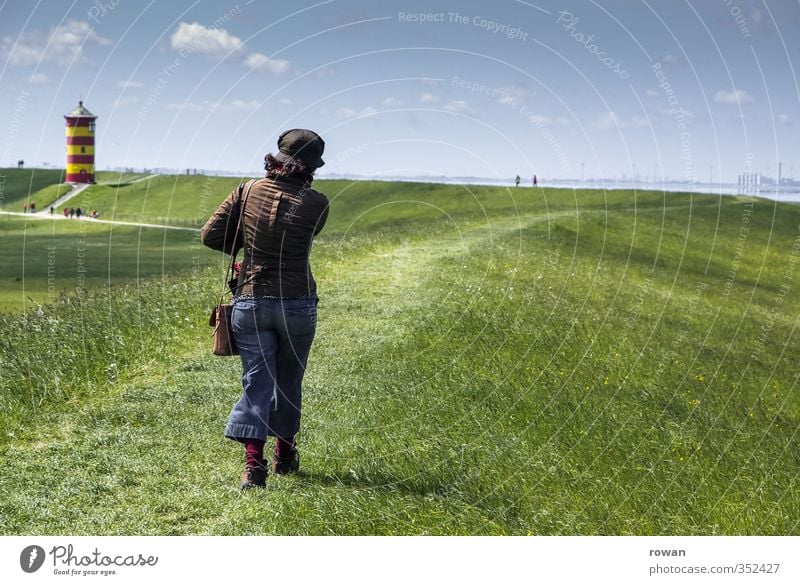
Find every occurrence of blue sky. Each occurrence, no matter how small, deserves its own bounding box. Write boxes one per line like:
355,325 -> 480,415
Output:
1,0 -> 799,182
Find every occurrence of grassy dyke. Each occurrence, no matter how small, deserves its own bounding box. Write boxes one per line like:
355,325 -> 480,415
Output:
0,168 -> 65,210
67,174 -> 246,225
0,216 -> 220,311
0,180 -> 798,534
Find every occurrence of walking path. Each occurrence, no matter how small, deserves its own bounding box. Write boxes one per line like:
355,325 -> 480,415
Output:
0,209 -> 198,232
39,183 -> 91,214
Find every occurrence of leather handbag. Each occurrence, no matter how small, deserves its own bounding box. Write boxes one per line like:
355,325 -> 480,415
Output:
209,180 -> 254,356
210,303 -> 237,356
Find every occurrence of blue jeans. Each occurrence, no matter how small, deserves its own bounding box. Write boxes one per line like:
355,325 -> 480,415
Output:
224,297 -> 318,441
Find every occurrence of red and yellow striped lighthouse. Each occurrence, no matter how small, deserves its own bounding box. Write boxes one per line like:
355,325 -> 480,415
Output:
64,101 -> 97,184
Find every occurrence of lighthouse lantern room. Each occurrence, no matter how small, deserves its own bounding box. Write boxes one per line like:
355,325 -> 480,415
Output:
64,101 -> 97,184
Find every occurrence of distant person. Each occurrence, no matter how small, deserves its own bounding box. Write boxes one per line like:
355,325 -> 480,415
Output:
68,207 -> 74,218
75,207 -> 82,218
515,175 -> 521,187
22,203 -> 27,213
30,202 -> 36,213
532,174 -> 538,187
63,207 -> 69,217
50,206 -> 54,215
201,129 -> 329,490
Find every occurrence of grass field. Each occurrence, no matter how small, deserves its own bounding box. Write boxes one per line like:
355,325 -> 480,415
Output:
0,216 -> 217,311
0,168 -> 65,210
67,174 -> 247,225
0,176 -> 798,534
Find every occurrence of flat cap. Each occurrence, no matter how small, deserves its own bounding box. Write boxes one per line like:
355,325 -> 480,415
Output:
275,128 -> 325,168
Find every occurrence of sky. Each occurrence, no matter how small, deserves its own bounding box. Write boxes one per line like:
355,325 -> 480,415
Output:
1,0 -> 799,183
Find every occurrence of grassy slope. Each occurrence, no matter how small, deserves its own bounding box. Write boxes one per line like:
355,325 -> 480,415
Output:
0,217 -> 219,311
0,168 -> 65,210
67,174 -> 246,225
0,180 -> 798,534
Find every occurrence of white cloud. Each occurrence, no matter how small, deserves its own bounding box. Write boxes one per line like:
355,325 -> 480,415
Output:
495,85 -> 528,107
555,116 -> 571,126
591,111 -> 624,130
279,98 -> 293,105
381,97 -> 405,107
778,113 -> 792,126
591,112 -> 650,131
645,89 -> 659,98
336,106 -> 378,118
165,99 -> 259,113
530,114 -> 551,125
228,99 -> 259,111
315,66 -> 335,78
713,89 -> 754,105
443,100 -> 473,114
419,92 -> 439,103
660,54 -> 679,65
244,52 -> 290,75
169,23 -> 291,75
117,80 -> 144,89
29,73 -> 49,84
170,22 -> 243,57
113,96 -> 140,108
2,19 -> 111,66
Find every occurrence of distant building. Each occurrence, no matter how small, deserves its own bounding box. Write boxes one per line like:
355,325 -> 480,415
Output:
64,101 -> 97,184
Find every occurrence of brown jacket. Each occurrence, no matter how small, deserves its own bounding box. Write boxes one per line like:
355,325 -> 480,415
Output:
200,175 -> 329,298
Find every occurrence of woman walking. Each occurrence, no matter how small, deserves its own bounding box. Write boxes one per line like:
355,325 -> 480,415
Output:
201,129 -> 329,490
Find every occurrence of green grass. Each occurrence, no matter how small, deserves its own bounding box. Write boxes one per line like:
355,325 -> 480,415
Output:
67,174 -> 246,225
0,167 -> 65,210
0,179 -> 798,534
0,216 -> 219,312
28,183 -> 73,210
95,171 -> 154,185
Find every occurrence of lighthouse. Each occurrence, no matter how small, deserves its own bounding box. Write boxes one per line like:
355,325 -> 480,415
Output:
64,101 -> 97,184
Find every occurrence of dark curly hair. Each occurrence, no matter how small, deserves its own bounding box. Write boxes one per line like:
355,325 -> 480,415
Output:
264,153 -> 314,182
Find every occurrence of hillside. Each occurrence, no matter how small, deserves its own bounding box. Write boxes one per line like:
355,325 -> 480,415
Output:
0,167 -> 65,210
0,178 -> 798,535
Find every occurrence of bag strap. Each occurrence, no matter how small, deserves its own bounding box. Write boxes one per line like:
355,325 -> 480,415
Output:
218,179 -> 254,304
